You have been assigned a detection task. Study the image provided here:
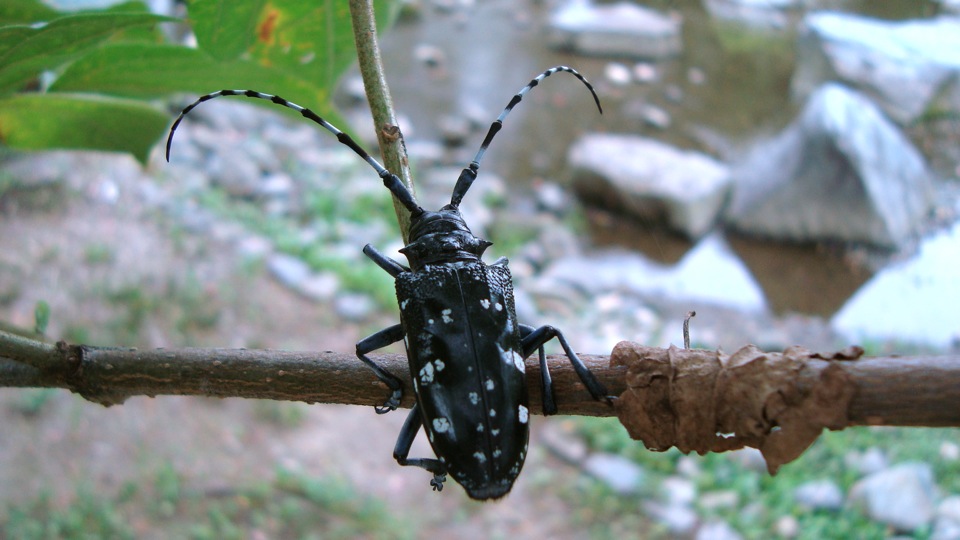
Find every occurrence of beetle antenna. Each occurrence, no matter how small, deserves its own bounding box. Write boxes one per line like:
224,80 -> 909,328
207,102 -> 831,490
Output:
450,66 -> 602,207
166,90 -> 422,215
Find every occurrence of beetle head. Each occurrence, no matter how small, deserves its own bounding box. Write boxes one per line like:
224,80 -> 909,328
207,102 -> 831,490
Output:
400,204 -> 492,270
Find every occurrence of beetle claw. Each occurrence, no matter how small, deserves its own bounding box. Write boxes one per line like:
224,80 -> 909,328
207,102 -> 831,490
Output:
430,473 -> 446,492
374,390 -> 402,414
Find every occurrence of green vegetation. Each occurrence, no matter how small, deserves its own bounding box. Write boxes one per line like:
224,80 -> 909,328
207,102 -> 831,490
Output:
2,467 -> 412,540
574,416 -> 960,539
0,0 -> 396,162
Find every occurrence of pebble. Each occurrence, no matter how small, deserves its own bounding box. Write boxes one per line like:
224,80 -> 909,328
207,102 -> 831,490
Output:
793,479 -> 844,511
849,462 -> 938,532
582,453 -> 645,496
696,520 -> 743,540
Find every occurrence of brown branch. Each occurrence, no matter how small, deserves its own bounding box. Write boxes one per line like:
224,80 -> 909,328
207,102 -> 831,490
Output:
3,330 -> 959,426
0,330 -> 615,414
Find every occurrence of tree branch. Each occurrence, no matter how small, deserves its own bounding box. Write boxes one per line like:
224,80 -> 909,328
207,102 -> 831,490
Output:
3,329 -> 959,426
349,0 -> 415,243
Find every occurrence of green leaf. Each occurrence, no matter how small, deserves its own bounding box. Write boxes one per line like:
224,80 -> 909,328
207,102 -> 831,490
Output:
34,300 -> 50,335
0,93 -> 169,163
0,0 -> 59,25
52,43 -> 347,127
0,11 -> 175,94
190,0 -> 266,61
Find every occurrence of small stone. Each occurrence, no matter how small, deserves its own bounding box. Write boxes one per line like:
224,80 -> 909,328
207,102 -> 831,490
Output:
583,453 -> 644,495
793,479 -> 844,511
696,520 -> 743,540
644,501 -> 699,535
849,462 -> 938,532
267,253 -> 311,289
662,476 -> 697,506
540,420 -> 588,464
633,62 -> 659,83
604,62 -> 632,86
334,293 -> 376,322
699,490 -> 739,511
941,442 -> 960,461
775,515 -> 799,538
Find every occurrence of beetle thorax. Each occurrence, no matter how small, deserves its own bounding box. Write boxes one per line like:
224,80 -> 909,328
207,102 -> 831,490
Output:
399,205 -> 492,270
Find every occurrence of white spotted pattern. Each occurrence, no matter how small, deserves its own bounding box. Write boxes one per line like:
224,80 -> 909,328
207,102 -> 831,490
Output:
494,302 -> 503,311
474,451 -> 487,463
419,362 -> 434,384
432,417 -> 450,433
480,298 -> 490,309
434,358 -> 445,372
518,404 -> 529,424
468,392 -> 479,405
489,409 -> 497,417
485,378 -> 495,390
441,309 -> 453,323
512,351 -> 525,373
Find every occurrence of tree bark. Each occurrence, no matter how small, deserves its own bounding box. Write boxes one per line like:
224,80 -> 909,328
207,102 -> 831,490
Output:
3,330 -> 958,426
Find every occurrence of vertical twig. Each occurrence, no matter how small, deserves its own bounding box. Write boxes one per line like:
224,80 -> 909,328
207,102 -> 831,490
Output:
348,0 -> 414,243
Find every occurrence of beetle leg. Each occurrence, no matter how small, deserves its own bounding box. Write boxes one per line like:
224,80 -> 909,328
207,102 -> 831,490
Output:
356,324 -> 406,414
520,324 -> 557,415
363,244 -> 409,278
393,404 -> 447,492
521,325 -> 613,411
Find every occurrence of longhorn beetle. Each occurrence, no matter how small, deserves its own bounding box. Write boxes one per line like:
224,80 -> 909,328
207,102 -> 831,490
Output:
166,66 -> 612,500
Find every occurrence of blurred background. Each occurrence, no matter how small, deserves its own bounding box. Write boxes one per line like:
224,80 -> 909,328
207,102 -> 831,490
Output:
1,0 -> 959,538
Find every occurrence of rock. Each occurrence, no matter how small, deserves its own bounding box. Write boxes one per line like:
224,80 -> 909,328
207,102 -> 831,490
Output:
792,12 -> 960,125
849,462 -> 938,533
603,62 -> 632,86
334,293 -> 376,322
696,520 -> 743,540
643,500 -> 699,535
267,253 -> 311,289
703,0 -> 800,30
547,1 -> 682,59
775,515 -> 799,538
699,490 -> 740,511
726,83 -> 934,249
844,447 -> 889,476
569,134 -> 731,239
539,420 -> 589,464
933,496 -> 960,540
662,476 -> 697,507
793,479 -> 844,511
582,453 -> 644,495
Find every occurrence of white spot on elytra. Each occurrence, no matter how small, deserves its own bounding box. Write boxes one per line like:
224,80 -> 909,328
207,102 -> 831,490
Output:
441,309 -> 453,324
477,423 -> 484,432
474,451 -> 487,463
427,319 -> 434,325
400,299 -> 409,310
419,362 -> 434,384
485,378 -> 494,390
512,351 -> 525,373
493,448 -> 502,458
468,392 -> 479,405
489,409 -> 496,418
518,405 -> 529,424
480,299 -> 490,309
433,417 -> 450,433
494,302 -> 503,311
491,429 -> 500,436
434,358 -> 445,371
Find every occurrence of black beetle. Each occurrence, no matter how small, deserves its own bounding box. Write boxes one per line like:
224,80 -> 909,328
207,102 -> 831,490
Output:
166,66 -> 612,500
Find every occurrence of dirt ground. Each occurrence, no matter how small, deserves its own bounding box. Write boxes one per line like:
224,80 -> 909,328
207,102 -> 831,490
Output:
0,151 -> 615,538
